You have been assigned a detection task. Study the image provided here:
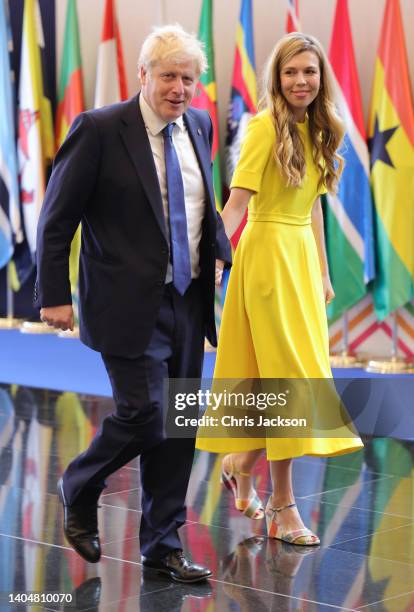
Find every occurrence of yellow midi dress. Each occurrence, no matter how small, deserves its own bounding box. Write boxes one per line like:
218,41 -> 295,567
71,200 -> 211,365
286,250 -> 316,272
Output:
196,110 -> 363,460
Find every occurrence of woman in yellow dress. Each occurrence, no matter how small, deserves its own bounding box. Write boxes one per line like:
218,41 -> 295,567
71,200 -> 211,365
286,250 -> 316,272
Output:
196,33 -> 363,544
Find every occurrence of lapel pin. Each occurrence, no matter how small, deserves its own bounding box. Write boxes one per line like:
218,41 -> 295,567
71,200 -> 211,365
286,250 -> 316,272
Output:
197,128 -> 202,135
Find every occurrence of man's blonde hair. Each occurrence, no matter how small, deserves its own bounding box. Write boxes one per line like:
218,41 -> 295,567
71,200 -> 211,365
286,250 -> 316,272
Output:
138,24 -> 207,76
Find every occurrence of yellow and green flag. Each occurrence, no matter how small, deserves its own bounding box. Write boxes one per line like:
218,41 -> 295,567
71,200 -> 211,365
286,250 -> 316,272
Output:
368,0 -> 414,320
55,0 -> 85,308
56,0 -> 84,148
191,0 -> 222,211
191,0 -> 224,331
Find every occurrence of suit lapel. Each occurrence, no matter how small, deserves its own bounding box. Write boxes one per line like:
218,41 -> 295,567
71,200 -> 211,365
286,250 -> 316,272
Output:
184,112 -> 216,218
119,95 -> 168,242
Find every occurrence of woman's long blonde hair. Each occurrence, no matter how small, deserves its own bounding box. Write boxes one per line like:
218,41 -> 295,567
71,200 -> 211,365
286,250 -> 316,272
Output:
259,33 -> 345,193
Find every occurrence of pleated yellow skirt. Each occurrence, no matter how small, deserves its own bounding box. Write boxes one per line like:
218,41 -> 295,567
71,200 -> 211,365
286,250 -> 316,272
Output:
196,220 -> 364,460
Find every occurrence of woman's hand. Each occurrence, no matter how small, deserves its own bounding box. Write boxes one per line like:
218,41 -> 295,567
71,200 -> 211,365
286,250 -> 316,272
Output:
215,259 -> 224,285
322,275 -> 335,305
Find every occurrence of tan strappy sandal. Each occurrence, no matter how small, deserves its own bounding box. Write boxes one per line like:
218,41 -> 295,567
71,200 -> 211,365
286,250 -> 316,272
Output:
265,498 -> 320,546
221,457 -> 264,520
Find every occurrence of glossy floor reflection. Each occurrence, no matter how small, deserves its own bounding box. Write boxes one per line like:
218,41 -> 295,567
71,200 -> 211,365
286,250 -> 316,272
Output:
1,383 -> 414,610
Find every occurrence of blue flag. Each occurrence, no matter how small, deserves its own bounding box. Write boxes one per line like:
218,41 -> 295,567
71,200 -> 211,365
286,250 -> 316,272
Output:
0,0 -> 21,269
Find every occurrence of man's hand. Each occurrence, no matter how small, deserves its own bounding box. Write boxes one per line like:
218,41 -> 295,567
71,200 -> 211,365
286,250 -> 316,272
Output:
40,305 -> 74,331
215,259 -> 224,286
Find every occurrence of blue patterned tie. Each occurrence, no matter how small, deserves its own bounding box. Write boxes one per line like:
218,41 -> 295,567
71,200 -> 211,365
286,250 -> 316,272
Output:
163,123 -> 192,295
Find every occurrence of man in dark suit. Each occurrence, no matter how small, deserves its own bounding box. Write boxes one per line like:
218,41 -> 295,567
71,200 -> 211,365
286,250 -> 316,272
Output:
35,25 -> 231,583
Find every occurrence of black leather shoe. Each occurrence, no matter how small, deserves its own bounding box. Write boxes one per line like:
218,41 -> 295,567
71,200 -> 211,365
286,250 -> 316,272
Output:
142,549 -> 212,583
57,478 -> 101,563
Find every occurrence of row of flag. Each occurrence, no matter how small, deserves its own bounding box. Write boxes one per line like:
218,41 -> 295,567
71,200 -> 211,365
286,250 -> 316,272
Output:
0,0 -> 127,295
326,0 -> 414,324
0,0 -> 413,327
224,0 -> 414,326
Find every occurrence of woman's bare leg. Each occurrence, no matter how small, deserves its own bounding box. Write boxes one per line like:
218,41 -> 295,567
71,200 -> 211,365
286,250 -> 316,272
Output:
268,459 -> 314,540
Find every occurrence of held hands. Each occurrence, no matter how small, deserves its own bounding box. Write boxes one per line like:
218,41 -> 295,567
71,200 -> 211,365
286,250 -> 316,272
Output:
215,259 -> 224,286
40,305 -> 74,331
322,275 -> 335,305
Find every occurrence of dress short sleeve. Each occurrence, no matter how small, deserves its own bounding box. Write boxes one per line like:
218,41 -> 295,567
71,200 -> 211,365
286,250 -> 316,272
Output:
230,112 -> 274,193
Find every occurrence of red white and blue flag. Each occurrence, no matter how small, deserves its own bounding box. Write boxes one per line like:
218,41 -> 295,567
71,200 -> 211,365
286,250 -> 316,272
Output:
325,0 -> 375,321
286,0 -> 301,33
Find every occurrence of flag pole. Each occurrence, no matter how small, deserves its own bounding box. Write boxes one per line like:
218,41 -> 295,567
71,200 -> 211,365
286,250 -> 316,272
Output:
330,310 -> 361,367
366,309 -> 414,373
0,264 -> 21,328
157,0 -> 166,25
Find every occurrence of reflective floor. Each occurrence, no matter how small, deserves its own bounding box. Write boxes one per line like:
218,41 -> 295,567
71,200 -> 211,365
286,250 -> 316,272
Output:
1,383 -> 414,611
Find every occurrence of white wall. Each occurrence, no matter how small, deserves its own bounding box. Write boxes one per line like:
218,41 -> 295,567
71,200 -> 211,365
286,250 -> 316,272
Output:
57,0 -> 414,150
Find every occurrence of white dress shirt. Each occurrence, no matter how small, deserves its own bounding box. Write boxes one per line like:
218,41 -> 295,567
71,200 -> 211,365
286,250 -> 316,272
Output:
139,94 -> 206,282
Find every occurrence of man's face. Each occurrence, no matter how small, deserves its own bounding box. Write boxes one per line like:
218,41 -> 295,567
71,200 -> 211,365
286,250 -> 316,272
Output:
140,58 -> 199,122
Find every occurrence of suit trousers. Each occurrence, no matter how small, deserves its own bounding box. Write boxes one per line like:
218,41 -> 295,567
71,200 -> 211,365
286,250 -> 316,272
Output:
62,280 -> 205,559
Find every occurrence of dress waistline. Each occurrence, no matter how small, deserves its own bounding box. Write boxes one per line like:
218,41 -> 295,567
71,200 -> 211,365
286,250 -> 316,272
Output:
248,212 -> 312,226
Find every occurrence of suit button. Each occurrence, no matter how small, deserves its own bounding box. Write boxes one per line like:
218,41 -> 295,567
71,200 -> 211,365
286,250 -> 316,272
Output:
158,279 -> 164,286
161,247 -> 168,254
211,242 -> 215,248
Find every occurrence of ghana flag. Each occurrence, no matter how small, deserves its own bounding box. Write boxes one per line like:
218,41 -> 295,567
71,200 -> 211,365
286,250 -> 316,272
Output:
368,0 -> 414,320
191,0 -> 222,210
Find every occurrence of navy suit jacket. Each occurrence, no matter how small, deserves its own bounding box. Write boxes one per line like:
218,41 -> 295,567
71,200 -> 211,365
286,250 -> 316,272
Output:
35,94 -> 231,357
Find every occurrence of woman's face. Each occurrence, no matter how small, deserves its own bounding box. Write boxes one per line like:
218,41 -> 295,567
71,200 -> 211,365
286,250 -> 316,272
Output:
280,50 -> 321,121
